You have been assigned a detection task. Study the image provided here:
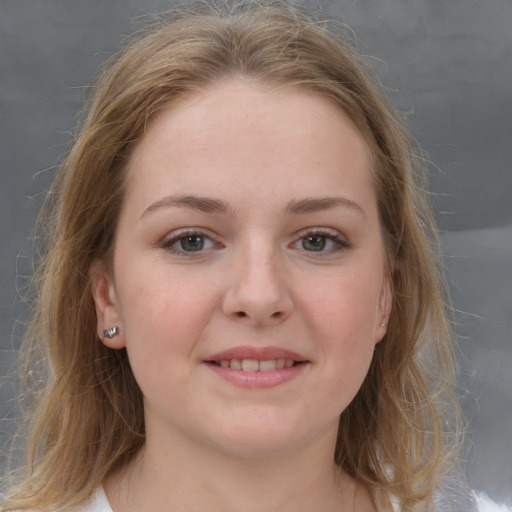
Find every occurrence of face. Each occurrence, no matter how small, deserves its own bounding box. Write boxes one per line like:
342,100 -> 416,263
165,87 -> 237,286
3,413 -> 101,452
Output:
92,80 -> 391,458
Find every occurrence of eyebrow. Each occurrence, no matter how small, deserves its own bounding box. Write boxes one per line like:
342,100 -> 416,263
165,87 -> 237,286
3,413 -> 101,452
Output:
142,195 -> 233,217
142,194 -> 365,218
284,197 -> 366,217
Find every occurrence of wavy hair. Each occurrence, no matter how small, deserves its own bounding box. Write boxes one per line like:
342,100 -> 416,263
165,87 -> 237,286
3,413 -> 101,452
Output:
2,2 -> 461,510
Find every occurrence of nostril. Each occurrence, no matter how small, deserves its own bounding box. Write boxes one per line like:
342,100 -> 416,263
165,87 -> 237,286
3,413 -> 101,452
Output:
271,311 -> 283,318
235,311 -> 247,318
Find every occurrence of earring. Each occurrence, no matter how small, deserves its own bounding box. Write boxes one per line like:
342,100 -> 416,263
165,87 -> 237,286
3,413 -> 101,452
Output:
101,326 -> 119,339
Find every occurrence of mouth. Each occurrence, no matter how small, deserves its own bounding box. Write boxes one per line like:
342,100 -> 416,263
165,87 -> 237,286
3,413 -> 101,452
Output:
207,358 -> 307,371
204,347 -> 310,388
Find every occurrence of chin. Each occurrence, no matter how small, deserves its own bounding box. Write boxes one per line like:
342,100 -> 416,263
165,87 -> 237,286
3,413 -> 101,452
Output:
204,412 -> 332,459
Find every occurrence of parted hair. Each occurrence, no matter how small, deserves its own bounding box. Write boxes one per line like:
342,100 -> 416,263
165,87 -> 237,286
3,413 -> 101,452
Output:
2,1 -> 460,510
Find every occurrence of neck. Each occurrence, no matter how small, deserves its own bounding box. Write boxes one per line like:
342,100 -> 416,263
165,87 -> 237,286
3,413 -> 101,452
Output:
104,424 -> 376,512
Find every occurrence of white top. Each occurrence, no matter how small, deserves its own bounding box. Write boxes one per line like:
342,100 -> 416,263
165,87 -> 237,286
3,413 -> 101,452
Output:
78,487 -> 112,512
74,486 -> 510,512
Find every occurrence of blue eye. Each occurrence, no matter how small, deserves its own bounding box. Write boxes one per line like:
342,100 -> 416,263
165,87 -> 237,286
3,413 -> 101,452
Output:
302,235 -> 327,252
179,235 -> 205,252
294,230 -> 349,254
162,231 -> 218,254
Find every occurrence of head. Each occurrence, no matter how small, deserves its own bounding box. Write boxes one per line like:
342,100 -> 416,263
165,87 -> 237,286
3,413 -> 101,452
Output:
16,2 -> 457,510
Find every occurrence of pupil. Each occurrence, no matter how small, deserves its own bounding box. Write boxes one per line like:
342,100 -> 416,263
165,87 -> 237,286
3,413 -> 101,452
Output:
180,235 -> 204,251
303,235 -> 326,251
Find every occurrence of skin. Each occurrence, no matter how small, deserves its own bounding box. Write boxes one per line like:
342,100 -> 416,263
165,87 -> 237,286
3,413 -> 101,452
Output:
91,80 -> 391,511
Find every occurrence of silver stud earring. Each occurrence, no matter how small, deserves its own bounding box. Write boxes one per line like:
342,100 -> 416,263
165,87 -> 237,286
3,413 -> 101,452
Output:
101,326 -> 119,339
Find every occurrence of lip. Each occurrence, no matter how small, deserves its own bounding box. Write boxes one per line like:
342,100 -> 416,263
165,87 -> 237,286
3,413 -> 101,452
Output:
207,346 -> 308,362
203,345 -> 310,389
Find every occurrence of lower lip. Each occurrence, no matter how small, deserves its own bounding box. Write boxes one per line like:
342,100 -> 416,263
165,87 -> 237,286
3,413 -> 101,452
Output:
204,362 -> 309,389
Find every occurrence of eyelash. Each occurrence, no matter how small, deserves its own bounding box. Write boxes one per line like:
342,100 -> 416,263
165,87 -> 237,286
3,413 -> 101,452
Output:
160,229 -> 222,255
291,229 -> 350,255
160,228 -> 350,256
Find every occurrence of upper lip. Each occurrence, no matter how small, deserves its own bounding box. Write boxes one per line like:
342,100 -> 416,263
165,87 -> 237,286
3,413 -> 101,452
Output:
206,346 -> 308,362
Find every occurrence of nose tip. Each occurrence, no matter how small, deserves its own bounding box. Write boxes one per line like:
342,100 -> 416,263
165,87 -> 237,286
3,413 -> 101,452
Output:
222,257 -> 293,325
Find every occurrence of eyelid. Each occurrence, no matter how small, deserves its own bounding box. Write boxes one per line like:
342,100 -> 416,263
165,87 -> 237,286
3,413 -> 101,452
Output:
291,227 -> 351,254
160,227 -> 223,255
159,226 -> 349,256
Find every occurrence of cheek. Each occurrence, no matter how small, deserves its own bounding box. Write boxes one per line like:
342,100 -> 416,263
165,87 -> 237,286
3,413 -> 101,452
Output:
297,267 -> 382,393
116,261 -> 220,355
116,269 -> 222,404
310,278 -> 379,391
301,268 -> 382,341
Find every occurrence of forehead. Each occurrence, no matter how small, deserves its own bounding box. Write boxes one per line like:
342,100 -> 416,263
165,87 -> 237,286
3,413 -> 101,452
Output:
132,79 -> 370,148
123,80 -> 375,215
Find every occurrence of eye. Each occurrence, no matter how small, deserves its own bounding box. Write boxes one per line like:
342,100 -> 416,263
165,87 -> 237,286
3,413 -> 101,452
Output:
302,235 -> 328,252
179,234 -> 206,252
161,230 -> 220,255
292,229 -> 349,255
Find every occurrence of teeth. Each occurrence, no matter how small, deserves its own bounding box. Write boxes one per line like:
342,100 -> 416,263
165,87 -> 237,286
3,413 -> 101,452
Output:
216,358 -> 297,371
230,358 -> 242,370
241,359 -> 259,372
259,359 -> 277,371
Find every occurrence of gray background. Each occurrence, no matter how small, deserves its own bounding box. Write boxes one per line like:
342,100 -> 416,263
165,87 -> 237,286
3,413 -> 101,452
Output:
1,0 -> 511,503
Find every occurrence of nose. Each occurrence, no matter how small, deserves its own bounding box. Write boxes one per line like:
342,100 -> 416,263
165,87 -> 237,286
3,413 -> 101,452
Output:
222,243 -> 293,326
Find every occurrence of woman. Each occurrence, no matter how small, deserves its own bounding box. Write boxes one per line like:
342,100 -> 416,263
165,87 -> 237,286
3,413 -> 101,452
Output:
1,2 -> 473,510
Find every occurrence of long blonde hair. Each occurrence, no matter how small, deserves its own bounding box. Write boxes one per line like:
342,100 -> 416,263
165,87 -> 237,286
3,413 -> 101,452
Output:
2,2 -> 460,510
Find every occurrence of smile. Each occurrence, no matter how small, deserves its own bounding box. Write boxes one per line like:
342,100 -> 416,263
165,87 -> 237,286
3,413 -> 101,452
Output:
204,347 -> 310,388
213,358 -> 299,371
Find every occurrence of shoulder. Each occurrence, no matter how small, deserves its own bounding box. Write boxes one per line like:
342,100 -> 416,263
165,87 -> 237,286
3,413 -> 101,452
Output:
73,487 -> 113,512
4,488 -> 112,512
473,491 -> 512,512
388,482 -> 512,512
433,486 -> 512,512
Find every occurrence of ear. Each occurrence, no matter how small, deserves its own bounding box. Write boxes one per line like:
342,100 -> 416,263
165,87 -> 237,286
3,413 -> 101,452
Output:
89,260 -> 125,349
375,272 -> 393,344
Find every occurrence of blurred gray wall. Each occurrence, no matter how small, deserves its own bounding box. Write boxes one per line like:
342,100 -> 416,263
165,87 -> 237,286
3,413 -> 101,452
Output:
1,0 -> 511,502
